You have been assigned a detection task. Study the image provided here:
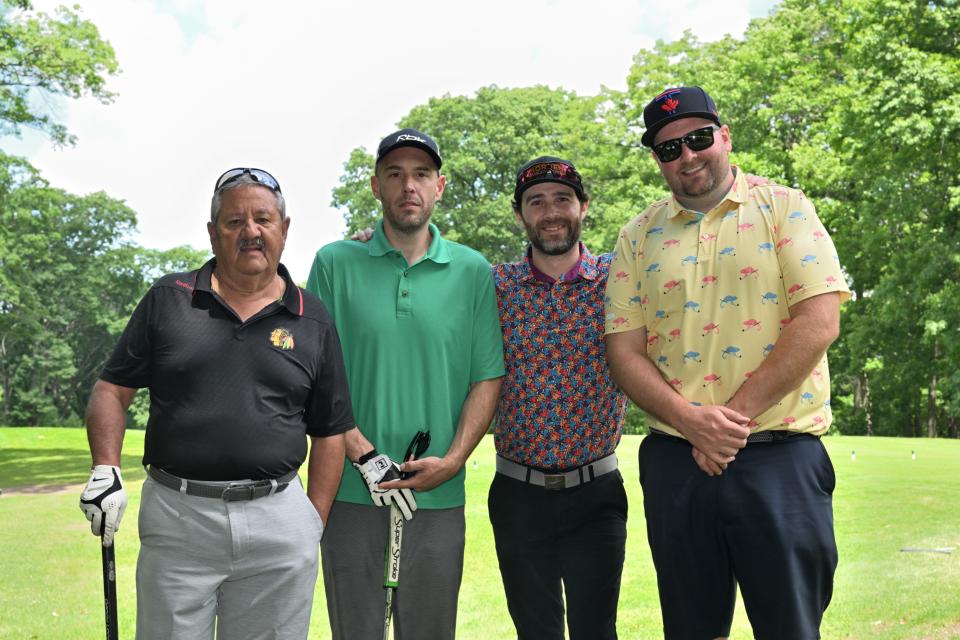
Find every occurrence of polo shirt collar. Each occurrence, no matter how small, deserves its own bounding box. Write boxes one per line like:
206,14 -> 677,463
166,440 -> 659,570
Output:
521,242 -> 599,283
193,258 -> 303,317
367,219 -> 451,264
666,165 -> 747,221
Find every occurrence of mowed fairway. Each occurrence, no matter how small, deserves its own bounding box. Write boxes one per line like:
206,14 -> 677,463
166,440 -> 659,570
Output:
0,428 -> 958,639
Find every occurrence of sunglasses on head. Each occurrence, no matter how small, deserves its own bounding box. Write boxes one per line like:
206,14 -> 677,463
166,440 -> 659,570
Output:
214,168 -> 282,194
518,162 -> 582,186
652,125 -> 720,163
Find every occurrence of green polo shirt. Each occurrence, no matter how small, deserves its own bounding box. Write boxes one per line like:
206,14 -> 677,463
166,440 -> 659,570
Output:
307,221 -> 505,508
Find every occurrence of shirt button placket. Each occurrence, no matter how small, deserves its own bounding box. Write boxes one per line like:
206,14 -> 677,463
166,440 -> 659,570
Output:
397,269 -> 412,317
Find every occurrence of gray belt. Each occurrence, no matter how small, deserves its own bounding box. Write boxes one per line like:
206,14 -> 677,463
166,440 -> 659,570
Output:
495,453 -> 618,490
649,427 -> 811,444
148,466 -> 298,501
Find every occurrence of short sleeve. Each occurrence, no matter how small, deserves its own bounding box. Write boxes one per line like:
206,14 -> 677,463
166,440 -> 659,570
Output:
604,226 -> 646,334
469,261 -> 506,383
774,193 -> 851,306
100,290 -> 155,389
306,250 -> 334,314
305,319 -> 355,438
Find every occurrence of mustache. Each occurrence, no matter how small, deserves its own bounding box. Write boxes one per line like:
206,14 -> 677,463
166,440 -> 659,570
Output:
238,237 -> 265,250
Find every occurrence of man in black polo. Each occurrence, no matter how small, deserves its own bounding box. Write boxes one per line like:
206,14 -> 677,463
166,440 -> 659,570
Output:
79,168 -> 354,640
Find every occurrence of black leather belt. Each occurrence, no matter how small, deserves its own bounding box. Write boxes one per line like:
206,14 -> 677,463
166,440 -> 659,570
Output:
148,466 -> 298,501
495,454 -> 618,490
649,427 -> 812,444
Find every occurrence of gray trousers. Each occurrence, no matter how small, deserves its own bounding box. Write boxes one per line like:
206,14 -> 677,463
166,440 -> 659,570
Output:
136,475 -> 324,640
321,501 -> 465,640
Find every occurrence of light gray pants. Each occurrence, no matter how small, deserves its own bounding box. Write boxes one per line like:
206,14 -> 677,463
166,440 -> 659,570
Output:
321,501 -> 465,640
136,475 -> 324,640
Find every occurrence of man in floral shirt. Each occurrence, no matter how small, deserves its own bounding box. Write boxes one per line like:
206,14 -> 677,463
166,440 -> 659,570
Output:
490,156 -> 629,640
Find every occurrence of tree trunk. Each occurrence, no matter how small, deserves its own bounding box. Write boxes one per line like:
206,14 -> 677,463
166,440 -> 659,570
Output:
927,339 -> 939,438
863,375 -> 873,437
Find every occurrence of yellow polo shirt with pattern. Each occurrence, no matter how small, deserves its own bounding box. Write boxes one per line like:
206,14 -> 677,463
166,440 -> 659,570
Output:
604,168 -> 850,437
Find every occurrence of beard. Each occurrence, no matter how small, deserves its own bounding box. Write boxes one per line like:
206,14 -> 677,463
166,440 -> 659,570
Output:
382,199 -> 434,236
665,154 -> 730,201
523,216 -> 581,256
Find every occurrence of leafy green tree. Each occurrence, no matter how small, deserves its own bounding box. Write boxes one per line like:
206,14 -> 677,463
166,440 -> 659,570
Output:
333,85 -> 623,263
0,152 -> 206,425
614,0 -> 960,437
0,0 -> 118,146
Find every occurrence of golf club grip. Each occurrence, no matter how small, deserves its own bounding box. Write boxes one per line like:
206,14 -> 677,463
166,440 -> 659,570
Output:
384,504 -> 403,587
101,542 -> 119,640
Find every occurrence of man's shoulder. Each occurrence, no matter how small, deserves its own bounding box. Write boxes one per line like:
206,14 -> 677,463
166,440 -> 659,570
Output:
440,237 -> 491,265
152,269 -> 201,295
622,198 -> 673,234
316,239 -> 368,260
297,287 -> 337,325
492,259 -> 526,281
748,182 -> 809,208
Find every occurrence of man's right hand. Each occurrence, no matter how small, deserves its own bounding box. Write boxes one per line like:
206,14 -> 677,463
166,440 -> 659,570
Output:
79,465 -> 127,547
349,227 -> 374,243
353,451 -> 417,520
676,405 -> 751,467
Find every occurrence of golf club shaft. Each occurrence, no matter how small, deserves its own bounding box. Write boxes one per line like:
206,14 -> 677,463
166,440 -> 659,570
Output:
101,541 -> 119,640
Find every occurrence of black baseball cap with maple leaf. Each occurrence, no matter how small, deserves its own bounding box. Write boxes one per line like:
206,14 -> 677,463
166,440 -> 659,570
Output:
641,86 -> 722,147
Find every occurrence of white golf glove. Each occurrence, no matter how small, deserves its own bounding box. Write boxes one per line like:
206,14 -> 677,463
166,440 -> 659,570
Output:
79,465 -> 127,547
353,451 -> 417,520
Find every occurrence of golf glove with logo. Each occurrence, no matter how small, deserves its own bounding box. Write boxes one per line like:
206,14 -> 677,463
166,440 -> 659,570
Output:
79,465 -> 127,547
353,451 -> 417,520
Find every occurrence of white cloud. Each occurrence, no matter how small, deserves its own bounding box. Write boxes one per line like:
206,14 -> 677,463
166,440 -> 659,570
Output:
5,0 -> 776,280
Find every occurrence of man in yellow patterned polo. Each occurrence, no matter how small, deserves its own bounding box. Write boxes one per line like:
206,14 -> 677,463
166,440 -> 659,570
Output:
604,86 -> 850,640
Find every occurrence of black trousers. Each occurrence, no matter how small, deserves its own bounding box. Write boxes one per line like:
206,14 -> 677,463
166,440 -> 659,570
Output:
488,469 -> 628,640
640,433 -> 838,640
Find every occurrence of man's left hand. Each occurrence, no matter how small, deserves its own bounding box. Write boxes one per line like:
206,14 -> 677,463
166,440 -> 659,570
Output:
79,465 -> 127,547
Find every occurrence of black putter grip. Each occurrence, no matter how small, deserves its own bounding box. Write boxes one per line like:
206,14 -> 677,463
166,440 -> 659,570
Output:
100,521 -> 119,640
399,430 -> 431,480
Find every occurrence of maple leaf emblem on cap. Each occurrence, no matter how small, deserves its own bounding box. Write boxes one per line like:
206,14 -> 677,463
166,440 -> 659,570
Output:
661,97 -> 680,113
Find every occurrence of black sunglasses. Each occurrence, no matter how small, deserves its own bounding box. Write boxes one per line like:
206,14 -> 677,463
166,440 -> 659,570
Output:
400,430 -> 431,479
652,125 -> 720,163
214,168 -> 282,194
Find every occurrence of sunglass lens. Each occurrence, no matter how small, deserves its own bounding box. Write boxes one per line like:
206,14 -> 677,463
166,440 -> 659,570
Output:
655,141 -> 682,163
214,169 -> 244,191
214,168 -> 282,193
686,129 -> 716,151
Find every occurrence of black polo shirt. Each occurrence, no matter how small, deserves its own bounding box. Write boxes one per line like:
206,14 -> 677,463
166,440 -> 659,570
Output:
101,258 -> 355,480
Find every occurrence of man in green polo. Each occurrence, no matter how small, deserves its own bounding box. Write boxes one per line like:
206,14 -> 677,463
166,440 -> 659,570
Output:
307,128 -> 504,639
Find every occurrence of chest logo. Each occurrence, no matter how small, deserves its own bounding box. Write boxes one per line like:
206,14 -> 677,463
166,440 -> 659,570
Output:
269,328 -> 295,351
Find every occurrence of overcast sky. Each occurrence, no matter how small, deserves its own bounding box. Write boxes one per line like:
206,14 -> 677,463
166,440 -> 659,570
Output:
5,0 -> 778,280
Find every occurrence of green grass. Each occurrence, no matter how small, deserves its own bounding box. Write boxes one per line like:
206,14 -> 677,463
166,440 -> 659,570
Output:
0,428 -> 958,639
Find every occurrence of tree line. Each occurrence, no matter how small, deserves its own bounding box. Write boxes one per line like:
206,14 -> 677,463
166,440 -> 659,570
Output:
0,1 -> 205,426
2,0 -> 958,436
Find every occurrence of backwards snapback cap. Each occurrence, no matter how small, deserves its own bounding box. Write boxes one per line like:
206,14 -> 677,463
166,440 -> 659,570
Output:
514,156 -> 585,204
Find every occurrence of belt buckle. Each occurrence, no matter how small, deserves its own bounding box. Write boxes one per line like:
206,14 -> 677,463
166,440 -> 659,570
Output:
543,475 -> 565,490
222,483 -> 255,501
